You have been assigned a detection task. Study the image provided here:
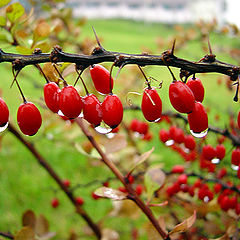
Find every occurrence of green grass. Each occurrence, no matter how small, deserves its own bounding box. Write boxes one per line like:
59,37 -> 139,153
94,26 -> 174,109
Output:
0,18 -> 239,239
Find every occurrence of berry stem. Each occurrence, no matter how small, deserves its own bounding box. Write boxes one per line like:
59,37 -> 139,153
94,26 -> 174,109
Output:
162,57 -> 177,82
109,63 -> 115,94
52,64 -> 68,86
12,69 -> 27,104
35,64 -> 49,83
75,67 -> 89,95
138,66 -> 151,89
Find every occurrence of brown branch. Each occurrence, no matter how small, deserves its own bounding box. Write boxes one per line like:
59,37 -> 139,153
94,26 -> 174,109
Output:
75,118 -> 169,240
0,46 -> 239,80
0,232 -> 14,239
7,123 -> 101,239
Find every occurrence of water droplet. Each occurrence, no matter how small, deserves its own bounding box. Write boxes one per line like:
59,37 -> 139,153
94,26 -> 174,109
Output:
0,122 -> 8,132
190,128 -> 208,138
203,196 -> 210,203
78,112 -> 84,118
165,139 -> 174,146
106,133 -> 115,139
57,110 -> 64,116
153,117 -> 161,123
94,125 -> 112,134
231,164 -> 239,171
211,158 -> 220,164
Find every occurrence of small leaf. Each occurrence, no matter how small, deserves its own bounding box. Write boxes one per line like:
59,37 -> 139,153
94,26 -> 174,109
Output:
0,16 -> 6,26
130,147 -> 155,174
169,210 -> 196,236
33,41 -> 51,53
0,28 -> 13,43
75,142 -> 101,160
35,215 -> 49,237
102,134 -> 127,154
38,232 -> 56,240
6,3 -> 25,23
144,167 -> 165,201
0,0 -> 11,8
22,210 -> 36,229
14,226 -> 35,240
101,228 -> 119,240
33,21 -> 51,42
94,187 -> 128,200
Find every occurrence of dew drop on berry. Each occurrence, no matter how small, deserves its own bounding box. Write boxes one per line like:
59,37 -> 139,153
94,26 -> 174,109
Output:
190,129 -> 208,138
211,158 -> 220,164
94,125 -> 112,135
0,122 -> 9,132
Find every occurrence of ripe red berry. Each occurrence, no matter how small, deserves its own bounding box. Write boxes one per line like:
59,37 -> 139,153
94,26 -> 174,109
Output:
51,198 -> 59,208
92,192 -> 101,200
127,175 -> 135,184
82,94 -> 102,127
172,128 -> 185,144
75,197 -> 84,205
231,148 -> 240,166
0,97 -> 9,127
169,81 -> 195,113
171,165 -> 184,174
135,184 -> 143,195
159,129 -> 169,143
63,179 -> 70,188
59,85 -> 83,119
141,87 -> 162,122
215,144 -> 226,160
217,168 -> 227,179
188,102 -> 208,134
102,181 -> 109,187
186,77 -> 205,102
202,145 -> 216,161
184,135 -> 196,150
43,82 -> 60,113
102,94 -> 123,128
17,102 -> 42,136
89,64 -> 113,94
178,174 -> 188,185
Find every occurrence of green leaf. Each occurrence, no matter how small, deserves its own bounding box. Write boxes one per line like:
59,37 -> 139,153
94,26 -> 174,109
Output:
94,187 -> 128,200
16,46 -> 32,55
0,28 -> 13,43
6,2 -> 25,23
144,167 -> 166,201
0,0 -> 11,8
0,16 -> 6,26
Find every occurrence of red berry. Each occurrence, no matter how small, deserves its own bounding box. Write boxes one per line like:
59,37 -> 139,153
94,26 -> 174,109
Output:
51,198 -> 59,208
82,94 -> 102,127
215,144 -> 226,160
214,183 -> 222,194
92,192 -> 101,200
89,64 -> 113,94
141,87 -> 162,122
59,85 -> 83,119
102,94 -> 123,128
220,196 -> 230,211
202,145 -> 216,161
118,186 -> 127,193
236,203 -> 240,215
102,181 -> 109,187
135,184 -> 143,195
172,128 -> 185,144
75,197 -> 84,205
231,148 -> 240,166
43,82 -> 60,113
186,77 -> 204,102
63,179 -> 70,188
171,165 -> 184,174
17,102 -> 42,136
127,175 -> 135,184
169,81 -> 195,113
217,168 -> 227,179
188,102 -> 208,134
184,135 -> 196,150
0,97 -> 9,127
159,129 -> 169,143
130,119 -> 140,132
142,132 -> 153,141
178,174 -> 188,185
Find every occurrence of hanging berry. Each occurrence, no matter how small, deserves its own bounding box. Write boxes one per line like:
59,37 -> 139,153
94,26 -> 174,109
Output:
102,94 -> 123,129
237,111 -> 240,128
0,97 -> 9,127
187,102 -> 208,137
17,102 -> 42,136
82,94 -> 102,127
44,82 -> 60,113
90,64 -> 114,94
141,87 -> 162,122
59,85 -> 83,119
169,81 -> 195,114
186,77 -> 205,102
